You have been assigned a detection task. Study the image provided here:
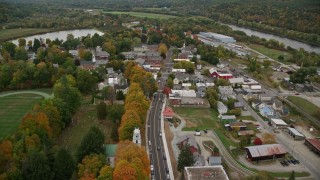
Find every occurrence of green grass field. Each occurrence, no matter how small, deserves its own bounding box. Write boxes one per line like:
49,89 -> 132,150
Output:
103,11 -> 178,19
248,44 -> 292,62
0,93 -> 44,140
0,28 -> 51,42
287,96 -> 319,118
173,107 -> 218,131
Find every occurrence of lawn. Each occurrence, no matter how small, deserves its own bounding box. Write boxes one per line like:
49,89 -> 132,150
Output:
0,28 -> 51,42
56,98 -> 116,157
173,107 -> 218,131
247,44 -> 292,62
103,11 -> 178,19
0,93 -> 44,140
287,96 -> 318,118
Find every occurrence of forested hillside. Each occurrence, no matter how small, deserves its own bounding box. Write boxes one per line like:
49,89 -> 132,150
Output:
1,0 -> 320,45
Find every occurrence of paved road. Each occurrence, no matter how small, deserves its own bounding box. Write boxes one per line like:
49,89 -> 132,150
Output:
147,50 -> 173,180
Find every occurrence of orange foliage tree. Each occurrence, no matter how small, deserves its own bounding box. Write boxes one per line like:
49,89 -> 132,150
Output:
118,110 -> 142,141
114,141 -> 150,179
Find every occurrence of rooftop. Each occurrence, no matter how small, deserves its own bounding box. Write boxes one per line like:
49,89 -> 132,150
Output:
246,144 -> 287,158
184,166 -> 229,180
271,118 -> 288,126
105,144 -> 117,157
287,127 -> 304,137
305,139 -> 320,151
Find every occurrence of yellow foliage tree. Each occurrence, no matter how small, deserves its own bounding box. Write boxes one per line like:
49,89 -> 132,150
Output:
261,133 -> 276,144
78,153 -> 105,178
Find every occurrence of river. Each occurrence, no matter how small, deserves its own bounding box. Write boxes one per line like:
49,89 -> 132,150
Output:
226,24 -> 320,54
12,29 -> 104,45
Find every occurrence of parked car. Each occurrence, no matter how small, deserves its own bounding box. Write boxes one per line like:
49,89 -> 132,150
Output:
163,155 -> 166,160
157,146 -> 161,150
194,129 -> 201,136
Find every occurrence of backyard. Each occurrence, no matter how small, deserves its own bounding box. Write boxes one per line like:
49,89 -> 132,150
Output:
0,93 -> 44,140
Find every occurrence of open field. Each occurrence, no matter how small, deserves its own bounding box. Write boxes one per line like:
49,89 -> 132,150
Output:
56,98 -> 116,157
102,11 -> 178,19
173,107 -> 218,131
0,93 -> 44,140
0,28 -> 51,42
247,44 -> 292,62
287,96 -> 319,119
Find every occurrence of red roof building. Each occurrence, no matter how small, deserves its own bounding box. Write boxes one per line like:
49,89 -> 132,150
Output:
163,107 -> 174,119
209,68 -> 233,80
245,144 -> 287,161
304,138 -> 320,155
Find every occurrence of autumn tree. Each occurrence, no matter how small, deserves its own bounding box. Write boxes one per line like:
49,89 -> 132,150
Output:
0,140 -> 13,177
263,60 -> 272,69
113,160 -> 137,180
158,43 -> 168,59
53,148 -> 75,180
261,133 -> 276,144
177,144 -> 194,172
103,41 -> 116,57
118,110 -> 142,141
167,77 -> 174,89
239,135 -> 251,148
77,127 -> 105,162
78,153 -> 105,179
97,165 -> 113,180
253,137 -> 263,145
18,38 -> 26,47
114,141 -> 150,179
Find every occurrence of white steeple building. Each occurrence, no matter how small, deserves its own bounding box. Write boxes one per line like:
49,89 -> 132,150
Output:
132,127 -> 141,146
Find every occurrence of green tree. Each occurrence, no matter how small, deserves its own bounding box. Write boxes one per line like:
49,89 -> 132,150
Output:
77,126 -> 105,162
177,144 -> 194,172
107,105 -> 124,122
76,68 -> 98,94
22,150 -> 51,180
97,101 -> 107,120
278,55 -> 284,61
167,77 -> 174,89
33,38 -> 41,52
97,165 -> 113,180
18,38 -> 26,47
116,90 -> 125,100
83,51 -> 93,61
2,42 -> 16,57
53,148 -> 75,180
53,75 -> 82,114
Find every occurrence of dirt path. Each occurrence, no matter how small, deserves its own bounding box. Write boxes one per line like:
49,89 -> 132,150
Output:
0,90 -> 52,99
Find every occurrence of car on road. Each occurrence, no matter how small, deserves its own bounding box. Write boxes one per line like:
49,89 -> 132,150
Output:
159,132 -> 162,137
150,165 -> 154,172
165,167 -> 169,173
163,155 -> 166,160
295,93 -> 299,95
157,146 -> 161,150
148,141 -> 151,146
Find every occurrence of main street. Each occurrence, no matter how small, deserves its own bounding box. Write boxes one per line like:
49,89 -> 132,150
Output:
147,49 -> 173,180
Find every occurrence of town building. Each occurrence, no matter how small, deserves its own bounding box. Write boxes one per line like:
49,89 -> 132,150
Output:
104,144 -> 117,167
163,107 -> 174,119
229,122 -> 247,131
220,115 -> 237,123
184,166 -> 229,180
237,130 -> 255,136
304,139 -> 320,156
259,94 -> 273,101
218,86 -> 233,95
199,32 -> 236,43
132,128 -> 141,146
229,77 -> 244,87
270,118 -> 288,129
245,144 -> 287,161
217,101 -> 228,115
287,127 -> 305,141
209,68 -> 233,80
178,134 -> 198,153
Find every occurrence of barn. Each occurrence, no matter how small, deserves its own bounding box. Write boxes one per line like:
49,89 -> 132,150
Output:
245,144 -> 287,161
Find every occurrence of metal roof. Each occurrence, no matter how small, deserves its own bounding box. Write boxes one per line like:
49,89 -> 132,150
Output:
271,118 -> 288,126
305,139 -> 320,151
246,144 -> 287,158
287,127 -> 304,137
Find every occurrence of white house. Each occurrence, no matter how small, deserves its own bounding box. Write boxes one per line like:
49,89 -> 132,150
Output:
259,94 -> 273,101
171,90 -> 197,98
132,128 -> 141,146
217,101 -> 228,115
270,118 -> 288,129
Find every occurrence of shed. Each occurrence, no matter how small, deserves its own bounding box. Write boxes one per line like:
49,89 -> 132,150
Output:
230,122 -> 247,131
220,115 -> 237,123
287,127 -> 305,141
105,144 -> 118,167
245,144 -> 287,161
270,118 -> 288,129
163,107 -> 174,119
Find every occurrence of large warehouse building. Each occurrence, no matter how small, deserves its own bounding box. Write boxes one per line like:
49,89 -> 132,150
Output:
245,144 -> 287,161
199,32 -> 236,43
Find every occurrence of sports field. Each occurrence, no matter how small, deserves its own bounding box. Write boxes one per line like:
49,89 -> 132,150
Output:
0,93 -> 44,140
